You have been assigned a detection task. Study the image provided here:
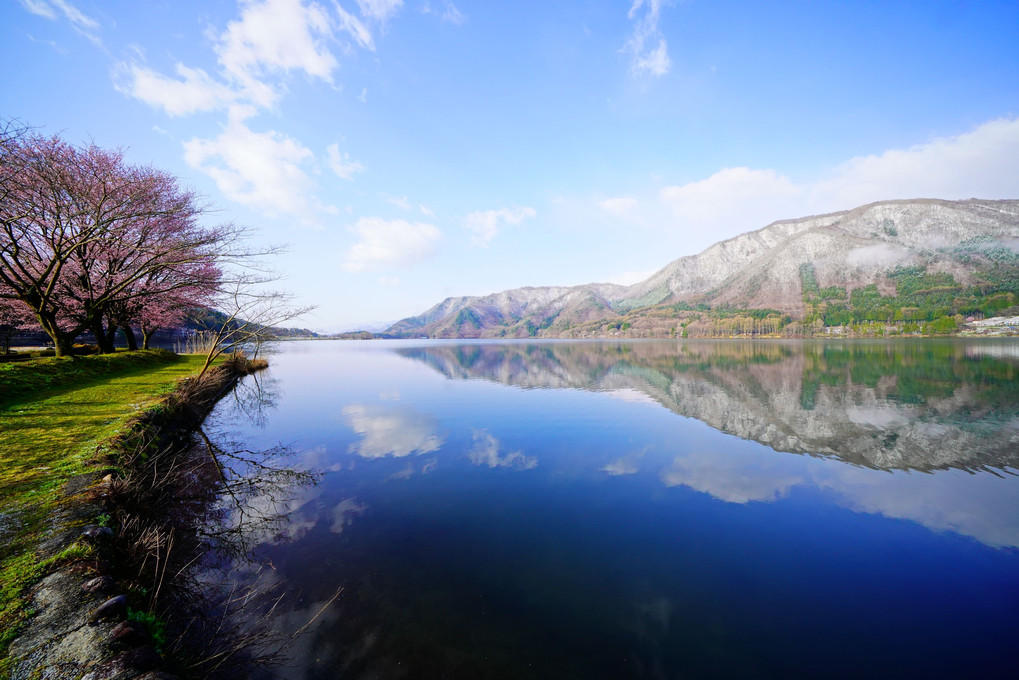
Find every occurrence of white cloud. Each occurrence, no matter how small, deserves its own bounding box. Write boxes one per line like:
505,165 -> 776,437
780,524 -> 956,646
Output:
216,0 -> 338,107
183,109 -> 319,220
814,116 -> 1019,207
119,0 -> 356,115
656,117 -> 1019,242
441,1 -> 465,25
625,0 -> 672,78
342,404 -> 443,457
463,206 -> 537,248
598,196 -> 638,217
19,0 -> 101,45
342,217 -> 442,271
382,193 -> 412,211
326,143 -> 364,180
355,0 -> 403,23
659,167 -> 802,223
420,0 -> 463,24
116,63 -> 236,117
19,0 -> 57,19
334,2 -> 375,50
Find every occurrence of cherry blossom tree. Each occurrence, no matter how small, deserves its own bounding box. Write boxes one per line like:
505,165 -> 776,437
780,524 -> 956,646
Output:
0,121 -> 234,355
0,292 -> 34,354
2,121 -> 304,359
0,125 -> 93,355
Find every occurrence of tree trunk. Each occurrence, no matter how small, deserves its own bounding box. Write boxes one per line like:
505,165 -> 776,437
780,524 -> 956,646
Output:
105,323 -> 118,353
36,311 -> 75,357
92,318 -> 115,354
122,325 -> 138,351
141,328 -> 153,350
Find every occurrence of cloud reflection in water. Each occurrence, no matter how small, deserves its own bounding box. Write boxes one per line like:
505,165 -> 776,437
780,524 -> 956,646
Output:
342,403 -> 444,459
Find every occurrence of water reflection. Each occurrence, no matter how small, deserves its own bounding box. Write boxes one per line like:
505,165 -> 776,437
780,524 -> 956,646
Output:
200,340 -> 1019,680
398,340 -> 1019,472
342,403 -> 444,458
468,430 -> 538,470
105,369 -> 319,679
394,340 -> 1019,549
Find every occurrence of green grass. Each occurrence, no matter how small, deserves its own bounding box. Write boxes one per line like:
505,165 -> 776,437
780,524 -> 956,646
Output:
0,350 -> 210,669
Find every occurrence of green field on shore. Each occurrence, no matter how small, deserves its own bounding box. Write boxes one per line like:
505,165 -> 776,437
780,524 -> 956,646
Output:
0,351 -> 209,666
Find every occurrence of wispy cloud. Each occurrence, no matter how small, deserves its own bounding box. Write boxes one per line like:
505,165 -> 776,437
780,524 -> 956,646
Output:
463,206 -> 537,247
18,0 -> 101,46
355,0 -> 403,23
334,1 -> 375,50
597,196 -> 639,217
625,0 -> 672,79
25,33 -> 68,54
381,193 -> 413,211
326,143 -> 365,180
441,1 -> 466,25
342,217 -> 443,271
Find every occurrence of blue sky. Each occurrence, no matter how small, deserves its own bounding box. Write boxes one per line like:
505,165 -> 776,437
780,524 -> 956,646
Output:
4,0 -> 1018,331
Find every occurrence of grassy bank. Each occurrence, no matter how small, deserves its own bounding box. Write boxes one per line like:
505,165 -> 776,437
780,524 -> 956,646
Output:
0,350 -> 211,665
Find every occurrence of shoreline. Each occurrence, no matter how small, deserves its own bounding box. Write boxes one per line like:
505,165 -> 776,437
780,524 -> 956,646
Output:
5,355 -> 263,679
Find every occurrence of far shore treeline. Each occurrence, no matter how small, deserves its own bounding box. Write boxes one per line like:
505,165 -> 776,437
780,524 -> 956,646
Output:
0,120 -> 312,357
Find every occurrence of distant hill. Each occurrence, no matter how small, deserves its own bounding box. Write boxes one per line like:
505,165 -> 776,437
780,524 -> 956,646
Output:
186,308 -> 320,338
386,198 -> 1019,338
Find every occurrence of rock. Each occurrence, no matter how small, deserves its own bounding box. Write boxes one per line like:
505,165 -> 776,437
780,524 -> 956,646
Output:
110,619 -> 151,646
90,595 -> 128,622
82,525 -> 114,542
82,575 -> 117,594
135,673 -> 181,680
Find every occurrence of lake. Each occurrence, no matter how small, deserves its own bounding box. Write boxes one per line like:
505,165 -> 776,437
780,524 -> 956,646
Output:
201,339 -> 1019,679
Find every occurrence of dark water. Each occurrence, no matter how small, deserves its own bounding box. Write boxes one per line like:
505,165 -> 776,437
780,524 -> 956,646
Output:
207,339 -> 1019,679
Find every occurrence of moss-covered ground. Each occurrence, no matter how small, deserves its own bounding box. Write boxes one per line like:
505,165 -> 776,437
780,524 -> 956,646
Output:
0,350 -> 209,668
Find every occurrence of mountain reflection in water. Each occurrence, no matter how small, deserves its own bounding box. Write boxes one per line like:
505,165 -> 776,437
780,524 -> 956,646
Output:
397,340 -> 1019,472
207,339 -> 1019,680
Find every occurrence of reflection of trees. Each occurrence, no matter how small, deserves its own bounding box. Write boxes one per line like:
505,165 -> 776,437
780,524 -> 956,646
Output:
397,341 -> 1019,472
225,367 -> 283,430
106,378 -> 319,679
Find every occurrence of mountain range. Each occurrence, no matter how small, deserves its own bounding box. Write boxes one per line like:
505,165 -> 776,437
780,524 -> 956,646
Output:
386,198 -> 1019,338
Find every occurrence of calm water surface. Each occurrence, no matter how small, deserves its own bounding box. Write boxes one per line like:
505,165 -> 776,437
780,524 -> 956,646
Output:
206,339 -> 1019,679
